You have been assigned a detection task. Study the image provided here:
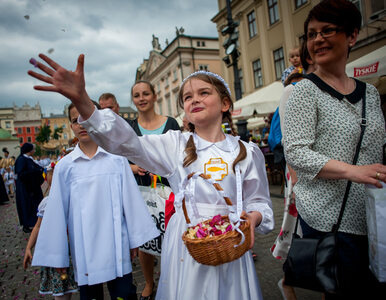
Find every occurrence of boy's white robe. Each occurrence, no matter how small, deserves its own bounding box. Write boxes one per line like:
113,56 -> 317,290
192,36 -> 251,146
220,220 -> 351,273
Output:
32,145 -> 159,286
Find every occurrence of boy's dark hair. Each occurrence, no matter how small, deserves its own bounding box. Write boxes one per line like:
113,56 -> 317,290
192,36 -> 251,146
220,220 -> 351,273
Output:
304,0 -> 361,38
68,100 -> 101,121
284,73 -> 306,87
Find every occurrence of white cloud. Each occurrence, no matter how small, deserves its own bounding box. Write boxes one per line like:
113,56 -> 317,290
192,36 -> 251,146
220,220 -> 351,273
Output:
0,0 -> 219,116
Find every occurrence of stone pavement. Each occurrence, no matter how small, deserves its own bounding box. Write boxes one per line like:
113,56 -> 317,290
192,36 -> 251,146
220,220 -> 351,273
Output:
0,185 -> 322,299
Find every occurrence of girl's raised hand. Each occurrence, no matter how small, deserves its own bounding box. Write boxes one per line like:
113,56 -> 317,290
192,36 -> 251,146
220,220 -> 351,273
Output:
28,54 -> 86,102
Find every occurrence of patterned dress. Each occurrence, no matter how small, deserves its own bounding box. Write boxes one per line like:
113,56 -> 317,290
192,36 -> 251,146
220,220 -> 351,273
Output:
37,197 -> 78,296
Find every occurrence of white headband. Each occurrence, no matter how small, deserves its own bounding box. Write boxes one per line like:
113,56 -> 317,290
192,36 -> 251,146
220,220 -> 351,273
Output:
181,70 -> 231,96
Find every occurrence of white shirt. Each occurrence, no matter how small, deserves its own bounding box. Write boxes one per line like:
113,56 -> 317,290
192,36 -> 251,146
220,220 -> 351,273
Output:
80,108 -> 274,234
32,144 -> 159,285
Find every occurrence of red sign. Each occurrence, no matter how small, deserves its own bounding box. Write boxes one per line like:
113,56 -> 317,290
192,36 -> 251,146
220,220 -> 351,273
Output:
232,108 -> 242,116
353,61 -> 379,77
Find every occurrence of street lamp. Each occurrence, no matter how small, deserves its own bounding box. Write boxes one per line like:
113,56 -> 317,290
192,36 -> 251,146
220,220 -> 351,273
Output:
222,0 -> 248,141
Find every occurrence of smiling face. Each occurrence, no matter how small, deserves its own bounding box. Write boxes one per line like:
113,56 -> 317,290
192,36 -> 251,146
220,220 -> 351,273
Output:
131,82 -> 157,113
306,19 -> 357,68
182,79 -> 230,129
69,106 -> 92,143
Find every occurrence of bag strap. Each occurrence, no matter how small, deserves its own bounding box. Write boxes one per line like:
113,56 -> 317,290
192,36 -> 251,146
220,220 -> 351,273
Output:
332,91 -> 367,232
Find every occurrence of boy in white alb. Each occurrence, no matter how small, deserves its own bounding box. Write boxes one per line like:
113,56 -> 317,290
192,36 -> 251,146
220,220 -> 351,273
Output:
32,103 -> 159,300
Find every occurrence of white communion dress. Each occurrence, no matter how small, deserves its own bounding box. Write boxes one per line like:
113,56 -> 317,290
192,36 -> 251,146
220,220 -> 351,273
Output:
81,108 -> 274,300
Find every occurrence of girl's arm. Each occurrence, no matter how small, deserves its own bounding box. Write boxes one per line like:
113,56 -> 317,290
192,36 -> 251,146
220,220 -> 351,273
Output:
28,54 -> 94,120
23,217 -> 42,269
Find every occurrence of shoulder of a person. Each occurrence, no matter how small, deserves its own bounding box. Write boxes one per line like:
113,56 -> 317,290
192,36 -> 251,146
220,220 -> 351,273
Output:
165,116 -> 181,130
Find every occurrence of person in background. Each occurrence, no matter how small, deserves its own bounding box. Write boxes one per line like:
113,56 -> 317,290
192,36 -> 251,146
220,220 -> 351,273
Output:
98,92 -> 120,114
281,46 -> 303,85
284,1 -> 386,298
14,143 -> 44,233
23,162 -> 78,299
31,102 -> 159,300
129,80 -> 180,300
3,166 -> 15,197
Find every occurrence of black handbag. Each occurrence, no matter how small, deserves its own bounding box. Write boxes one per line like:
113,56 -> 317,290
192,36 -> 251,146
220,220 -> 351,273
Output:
283,93 -> 367,294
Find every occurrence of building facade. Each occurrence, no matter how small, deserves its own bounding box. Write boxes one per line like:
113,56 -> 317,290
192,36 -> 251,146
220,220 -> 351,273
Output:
41,111 -> 75,149
14,103 -> 42,146
135,31 -> 221,120
0,108 -> 16,136
212,0 -> 386,100
118,106 -> 138,120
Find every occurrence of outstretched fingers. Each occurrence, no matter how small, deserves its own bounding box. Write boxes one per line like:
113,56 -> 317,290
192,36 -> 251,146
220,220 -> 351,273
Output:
38,53 -> 62,71
76,54 -> 85,74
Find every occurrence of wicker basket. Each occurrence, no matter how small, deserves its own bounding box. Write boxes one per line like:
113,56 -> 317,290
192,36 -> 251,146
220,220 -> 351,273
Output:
181,173 -> 251,266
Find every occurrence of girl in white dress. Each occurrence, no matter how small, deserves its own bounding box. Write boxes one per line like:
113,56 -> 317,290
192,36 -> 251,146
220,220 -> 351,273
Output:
28,54 -> 274,300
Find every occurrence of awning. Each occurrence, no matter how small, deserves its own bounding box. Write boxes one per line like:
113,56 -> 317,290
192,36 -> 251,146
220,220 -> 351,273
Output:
247,117 -> 265,130
231,81 -> 284,119
346,45 -> 386,82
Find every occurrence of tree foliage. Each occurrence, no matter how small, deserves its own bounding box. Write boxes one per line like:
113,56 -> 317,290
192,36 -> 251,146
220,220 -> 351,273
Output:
52,126 -> 63,140
36,125 -> 51,144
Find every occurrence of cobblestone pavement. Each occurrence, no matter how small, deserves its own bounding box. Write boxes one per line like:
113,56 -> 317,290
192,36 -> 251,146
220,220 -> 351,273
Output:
0,186 -> 321,299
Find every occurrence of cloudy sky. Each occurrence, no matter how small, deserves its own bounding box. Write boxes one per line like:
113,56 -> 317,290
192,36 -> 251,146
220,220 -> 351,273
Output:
0,0 -> 219,116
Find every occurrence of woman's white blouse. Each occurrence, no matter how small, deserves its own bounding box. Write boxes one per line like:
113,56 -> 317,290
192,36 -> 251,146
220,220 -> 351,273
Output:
284,78 -> 385,234
80,108 -> 274,234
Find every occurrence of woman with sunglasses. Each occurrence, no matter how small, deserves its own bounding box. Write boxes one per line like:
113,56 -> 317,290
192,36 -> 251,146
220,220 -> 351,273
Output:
284,1 -> 386,299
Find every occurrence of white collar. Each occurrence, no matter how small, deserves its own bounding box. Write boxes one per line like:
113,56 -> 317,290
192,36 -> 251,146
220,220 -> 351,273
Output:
193,133 -> 240,152
70,144 -> 108,161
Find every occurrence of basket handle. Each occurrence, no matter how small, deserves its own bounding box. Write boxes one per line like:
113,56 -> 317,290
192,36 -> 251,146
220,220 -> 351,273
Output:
182,173 -> 232,225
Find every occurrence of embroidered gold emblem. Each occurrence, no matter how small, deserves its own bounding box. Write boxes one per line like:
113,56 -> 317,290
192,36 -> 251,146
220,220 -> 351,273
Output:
204,158 -> 228,181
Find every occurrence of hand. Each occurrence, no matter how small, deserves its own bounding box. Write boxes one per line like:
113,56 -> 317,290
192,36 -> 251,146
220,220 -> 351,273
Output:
241,211 -> 263,249
28,54 -> 88,104
23,249 -> 33,269
348,163 -> 386,188
131,164 -> 147,176
130,248 -> 138,260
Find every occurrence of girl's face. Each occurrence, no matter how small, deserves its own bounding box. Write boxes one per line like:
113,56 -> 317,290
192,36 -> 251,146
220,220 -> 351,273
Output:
132,82 -> 157,113
182,79 -> 230,128
306,19 -> 357,68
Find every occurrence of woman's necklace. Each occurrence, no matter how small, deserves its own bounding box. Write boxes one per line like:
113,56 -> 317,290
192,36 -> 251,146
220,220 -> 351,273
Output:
318,73 -> 355,95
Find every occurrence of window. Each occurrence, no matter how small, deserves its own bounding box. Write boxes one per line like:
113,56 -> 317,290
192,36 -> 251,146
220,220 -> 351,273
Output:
238,68 -> 244,96
197,41 -> 201,47
27,137 -> 32,142
62,124 -> 66,129
247,10 -> 257,38
268,0 -> 280,25
54,124 -> 58,129
17,128 -> 22,134
19,137 -> 23,144
63,133 -> 67,139
167,95 -> 172,116
26,127 -> 31,133
371,0 -> 385,13
253,59 -> 263,88
202,41 -> 206,47
157,82 -> 161,93
5,121 -> 11,128
173,69 -> 178,81
35,126 -> 40,133
273,47 -> 285,80
199,64 -> 209,71
158,102 -> 163,115
165,76 -> 169,88
295,0 -> 307,9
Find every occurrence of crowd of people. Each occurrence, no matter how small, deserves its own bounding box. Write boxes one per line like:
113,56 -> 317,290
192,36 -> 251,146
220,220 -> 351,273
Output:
0,0 -> 383,299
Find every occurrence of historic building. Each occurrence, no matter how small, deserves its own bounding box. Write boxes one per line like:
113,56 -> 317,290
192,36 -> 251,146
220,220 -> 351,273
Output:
212,0 -> 385,100
14,103 -> 42,146
41,110 -> 75,151
135,29 -> 221,120
0,107 -> 16,136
